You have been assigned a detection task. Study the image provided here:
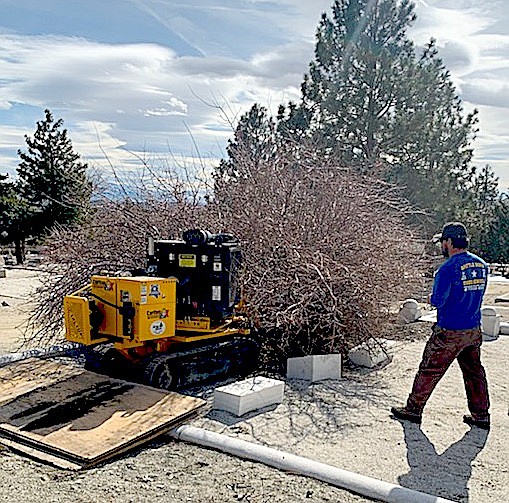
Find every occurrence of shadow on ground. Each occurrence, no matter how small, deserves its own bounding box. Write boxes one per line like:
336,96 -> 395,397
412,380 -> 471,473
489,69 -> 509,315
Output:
395,420 -> 488,502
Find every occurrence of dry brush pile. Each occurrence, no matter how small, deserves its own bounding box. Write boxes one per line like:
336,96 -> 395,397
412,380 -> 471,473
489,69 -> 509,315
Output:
27,149 -> 426,373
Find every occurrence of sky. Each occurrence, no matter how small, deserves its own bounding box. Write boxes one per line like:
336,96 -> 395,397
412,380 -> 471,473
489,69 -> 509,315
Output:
0,0 -> 508,191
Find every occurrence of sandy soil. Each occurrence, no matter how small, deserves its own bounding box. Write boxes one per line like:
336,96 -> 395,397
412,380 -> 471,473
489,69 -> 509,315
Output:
0,268 -> 507,503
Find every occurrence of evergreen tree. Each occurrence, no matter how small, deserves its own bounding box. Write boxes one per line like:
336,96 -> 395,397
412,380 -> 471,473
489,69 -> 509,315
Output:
298,0 -> 481,229
0,174 -> 15,242
215,104 -> 277,183
15,109 -> 92,262
301,0 -> 417,167
0,174 -> 28,263
458,164 -> 499,257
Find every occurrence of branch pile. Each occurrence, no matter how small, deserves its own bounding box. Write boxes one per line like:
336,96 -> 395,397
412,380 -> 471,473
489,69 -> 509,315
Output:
27,152 -> 424,372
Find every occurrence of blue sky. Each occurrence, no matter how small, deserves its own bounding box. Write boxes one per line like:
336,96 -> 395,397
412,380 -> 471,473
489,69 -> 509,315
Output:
0,0 -> 508,191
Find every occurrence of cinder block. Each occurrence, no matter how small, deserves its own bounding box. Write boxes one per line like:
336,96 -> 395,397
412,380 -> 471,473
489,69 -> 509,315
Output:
499,322 -> 509,336
287,354 -> 341,382
349,343 -> 388,368
0,268 -> 6,278
213,376 -> 284,417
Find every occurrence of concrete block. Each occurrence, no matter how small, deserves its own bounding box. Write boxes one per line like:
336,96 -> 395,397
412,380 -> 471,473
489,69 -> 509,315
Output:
349,343 -> 389,368
397,298 -> 422,324
287,354 -> 341,382
499,322 -> 509,336
419,310 -> 437,323
213,376 -> 284,417
0,268 -> 5,278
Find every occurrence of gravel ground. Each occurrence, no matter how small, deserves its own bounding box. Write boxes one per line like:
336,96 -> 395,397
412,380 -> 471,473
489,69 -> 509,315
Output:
0,269 -> 508,503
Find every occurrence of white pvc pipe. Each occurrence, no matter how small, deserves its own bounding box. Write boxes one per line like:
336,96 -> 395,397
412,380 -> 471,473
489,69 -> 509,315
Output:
171,425 -> 455,503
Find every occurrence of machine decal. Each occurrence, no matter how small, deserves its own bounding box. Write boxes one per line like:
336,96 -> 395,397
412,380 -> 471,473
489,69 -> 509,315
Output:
147,309 -> 169,320
179,254 -> 196,268
93,278 -> 113,291
150,320 -> 166,336
212,285 -> 221,301
149,284 -> 161,298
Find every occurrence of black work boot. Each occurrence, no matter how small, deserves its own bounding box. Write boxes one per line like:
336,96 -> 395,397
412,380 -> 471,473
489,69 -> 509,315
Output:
391,406 -> 422,424
463,415 -> 490,430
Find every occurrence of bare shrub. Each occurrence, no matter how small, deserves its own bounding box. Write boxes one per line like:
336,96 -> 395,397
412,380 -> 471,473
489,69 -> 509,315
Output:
209,146 -> 425,371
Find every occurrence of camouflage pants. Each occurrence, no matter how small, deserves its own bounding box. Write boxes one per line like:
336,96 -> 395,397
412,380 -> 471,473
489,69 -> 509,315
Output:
406,325 -> 490,420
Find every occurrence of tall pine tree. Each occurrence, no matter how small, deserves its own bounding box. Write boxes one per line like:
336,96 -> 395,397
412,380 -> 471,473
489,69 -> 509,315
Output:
298,0 -> 485,230
15,109 -> 92,261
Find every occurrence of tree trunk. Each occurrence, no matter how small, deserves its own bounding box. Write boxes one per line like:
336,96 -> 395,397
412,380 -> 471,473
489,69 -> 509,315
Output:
15,238 -> 25,265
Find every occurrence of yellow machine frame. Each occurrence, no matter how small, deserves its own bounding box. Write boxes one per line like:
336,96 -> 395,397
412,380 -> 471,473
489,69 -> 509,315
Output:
64,275 -> 249,354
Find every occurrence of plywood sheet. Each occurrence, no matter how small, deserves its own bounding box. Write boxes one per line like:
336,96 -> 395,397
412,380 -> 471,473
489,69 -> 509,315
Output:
0,359 -> 205,468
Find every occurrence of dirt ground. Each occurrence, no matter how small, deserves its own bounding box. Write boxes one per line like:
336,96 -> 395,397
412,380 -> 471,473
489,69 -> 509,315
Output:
0,268 -> 508,503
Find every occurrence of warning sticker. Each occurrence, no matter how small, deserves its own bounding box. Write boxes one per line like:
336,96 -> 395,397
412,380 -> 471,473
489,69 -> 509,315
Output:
212,285 -> 221,301
179,254 -> 197,268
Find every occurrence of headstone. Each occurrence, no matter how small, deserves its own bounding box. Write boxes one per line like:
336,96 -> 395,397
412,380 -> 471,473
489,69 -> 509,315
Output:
481,306 -> 500,340
499,322 -> 509,336
397,298 -> 422,324
349,342 -> 389,368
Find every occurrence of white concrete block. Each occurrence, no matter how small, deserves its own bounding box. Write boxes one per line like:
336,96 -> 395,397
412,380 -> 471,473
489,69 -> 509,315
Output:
213,376 -> 284,417
419,310 -> 437,323
349,343 -> 388,368
287,354 -> 341,382
0,268 -> 5,278
397,298 -> 422,324
499,322 -> 509,336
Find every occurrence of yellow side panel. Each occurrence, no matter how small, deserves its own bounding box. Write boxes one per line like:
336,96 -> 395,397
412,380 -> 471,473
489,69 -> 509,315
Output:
63,296 -> 108,345
91,275 -> 118,337
115,276 -> 177,306
115,277 -> 176,341
136,304 -> 176,341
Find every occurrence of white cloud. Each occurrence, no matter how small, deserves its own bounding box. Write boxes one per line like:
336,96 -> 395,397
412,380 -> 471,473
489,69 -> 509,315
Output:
0,0 -> 507,194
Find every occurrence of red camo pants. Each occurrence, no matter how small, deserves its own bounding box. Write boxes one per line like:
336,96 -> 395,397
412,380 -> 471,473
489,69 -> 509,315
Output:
406,325 -> 490,420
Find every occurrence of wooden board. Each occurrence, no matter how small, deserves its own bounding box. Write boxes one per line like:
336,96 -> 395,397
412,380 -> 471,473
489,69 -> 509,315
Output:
0,359 -> 205,469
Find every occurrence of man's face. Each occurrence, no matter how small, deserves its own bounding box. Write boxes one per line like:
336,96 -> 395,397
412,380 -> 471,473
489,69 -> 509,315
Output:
441,239 -> 450,258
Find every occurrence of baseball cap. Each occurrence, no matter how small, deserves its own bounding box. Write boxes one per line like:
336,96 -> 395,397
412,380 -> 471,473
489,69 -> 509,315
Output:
440,222 -> 468,240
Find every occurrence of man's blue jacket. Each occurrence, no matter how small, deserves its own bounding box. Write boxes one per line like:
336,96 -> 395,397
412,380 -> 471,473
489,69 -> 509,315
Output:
430,251 -> 489,330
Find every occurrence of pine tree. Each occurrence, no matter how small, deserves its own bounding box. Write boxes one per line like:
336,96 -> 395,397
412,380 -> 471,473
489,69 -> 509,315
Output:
301,0 -> 417,167
15,109 -> 92,262
0,174 -> 28,263
215,104 -> 277,183
17,109 -> 91,231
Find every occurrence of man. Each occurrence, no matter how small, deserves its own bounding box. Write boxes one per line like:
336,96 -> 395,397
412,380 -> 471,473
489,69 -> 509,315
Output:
391,222 -> 491,429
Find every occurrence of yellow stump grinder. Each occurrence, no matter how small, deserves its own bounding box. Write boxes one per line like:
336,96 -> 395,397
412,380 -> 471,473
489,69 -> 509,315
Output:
63,229 -> 259,389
